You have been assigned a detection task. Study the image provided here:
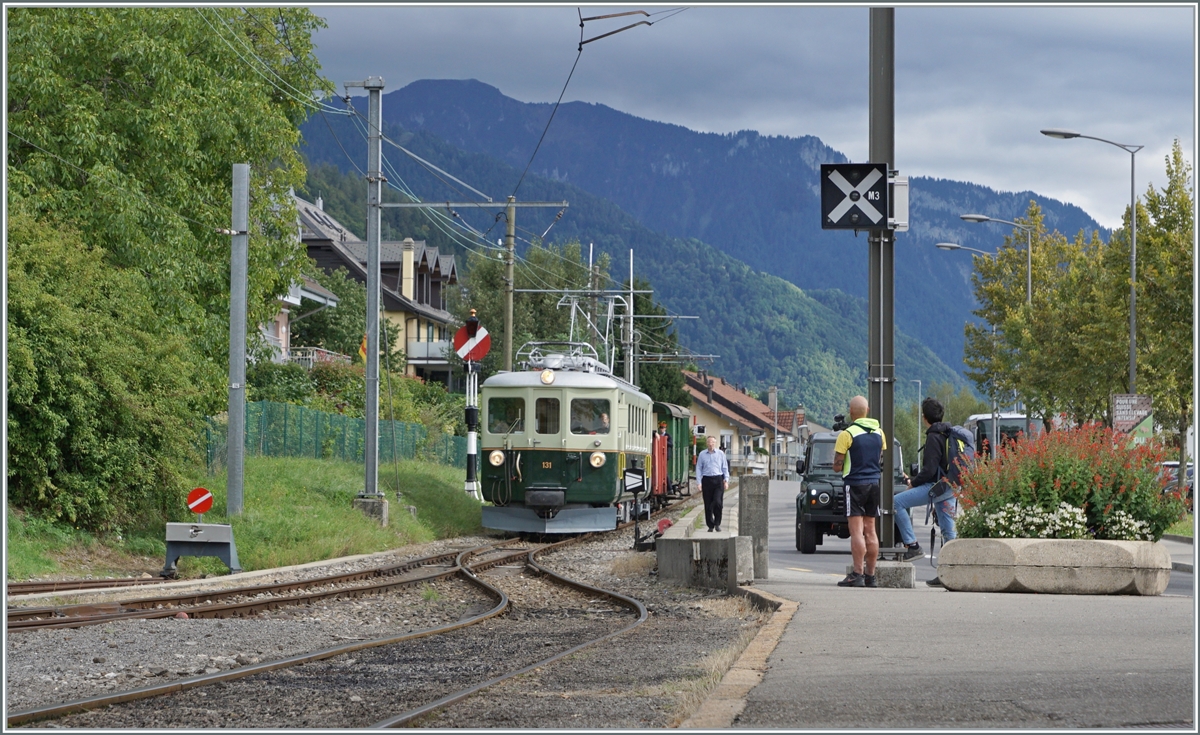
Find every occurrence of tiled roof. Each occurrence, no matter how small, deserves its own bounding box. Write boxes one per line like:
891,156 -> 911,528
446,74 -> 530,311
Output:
682,371 -> 795,437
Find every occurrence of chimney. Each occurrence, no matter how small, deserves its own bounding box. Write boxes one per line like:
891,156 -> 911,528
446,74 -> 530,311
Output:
706,380 -> 713,403
401,237 -> 415,300
315,194 -> 324,211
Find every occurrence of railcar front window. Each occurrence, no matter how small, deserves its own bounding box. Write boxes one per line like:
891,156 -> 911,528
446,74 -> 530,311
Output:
571,398 -> 611,435
488,398 -> 524,434
536,398 -> 560,434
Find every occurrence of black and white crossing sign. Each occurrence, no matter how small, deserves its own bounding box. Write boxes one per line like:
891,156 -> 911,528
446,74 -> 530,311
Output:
820,163 -> 889,229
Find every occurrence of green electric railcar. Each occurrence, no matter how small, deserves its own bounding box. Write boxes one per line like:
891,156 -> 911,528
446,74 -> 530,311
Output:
480,343 -> 654,533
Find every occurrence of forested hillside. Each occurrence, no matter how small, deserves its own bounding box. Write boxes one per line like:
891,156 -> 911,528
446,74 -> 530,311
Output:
298,115 -> 963,423
314,79 -> 1109,374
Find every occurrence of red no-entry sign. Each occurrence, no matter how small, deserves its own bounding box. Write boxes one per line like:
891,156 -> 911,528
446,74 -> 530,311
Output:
188,487 -> 214,515
454,323 -> 491,362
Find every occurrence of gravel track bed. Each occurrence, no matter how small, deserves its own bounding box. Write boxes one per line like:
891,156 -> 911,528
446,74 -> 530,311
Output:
9,499 -> 772,729
415,529 -> 771,728
28,569 -> 630,728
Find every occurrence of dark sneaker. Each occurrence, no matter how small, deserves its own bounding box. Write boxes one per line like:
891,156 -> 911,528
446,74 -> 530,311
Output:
715,525 -> 722,532
926,576 -> 944,587
838,572 -> 865,587
708,527 -> 714,532
903,545 -> 925,561
863,573 -> 878,588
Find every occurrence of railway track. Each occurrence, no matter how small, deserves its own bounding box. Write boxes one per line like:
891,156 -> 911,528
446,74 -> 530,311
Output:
7,577 -> 171,596
7,495 -> 694,728
6,541 -> 525,633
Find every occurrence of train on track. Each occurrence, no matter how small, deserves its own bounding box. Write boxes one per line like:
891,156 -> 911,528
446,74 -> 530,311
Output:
480,342 -> 694,534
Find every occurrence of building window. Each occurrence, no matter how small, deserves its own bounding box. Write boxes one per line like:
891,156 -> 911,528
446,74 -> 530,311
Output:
428,323 -> 434,341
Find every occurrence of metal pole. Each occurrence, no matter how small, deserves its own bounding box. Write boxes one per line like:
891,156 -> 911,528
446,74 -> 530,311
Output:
465,365 -> 479,499
991,325 -> 999,459
504,197 -> 515,372
869,6 -> 895,550
227,163 -> 249,516
363,77 -> 384,498
911,379 -> 921,473
1025,226 -> 1032,438
1129,148 -> 1137,395
626,250 -> 634,384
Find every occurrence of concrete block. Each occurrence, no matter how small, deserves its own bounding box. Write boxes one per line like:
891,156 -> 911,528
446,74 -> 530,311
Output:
658,535 -> 753,590
352,496 -> 389,527
937,538 -> 1172,595
740,476 -> 771,579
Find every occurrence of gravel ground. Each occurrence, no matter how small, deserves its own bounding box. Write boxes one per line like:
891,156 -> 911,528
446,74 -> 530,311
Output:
8,502 -> 771,728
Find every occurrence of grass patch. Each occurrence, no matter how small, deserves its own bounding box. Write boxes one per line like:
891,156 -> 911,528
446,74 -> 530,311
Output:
7,455 -> 482,580
6,506 -> 167,580
1165,514 -> 1194,538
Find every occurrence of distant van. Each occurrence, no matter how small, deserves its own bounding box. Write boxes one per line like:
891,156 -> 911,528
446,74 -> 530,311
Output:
962,413 -> 1043,457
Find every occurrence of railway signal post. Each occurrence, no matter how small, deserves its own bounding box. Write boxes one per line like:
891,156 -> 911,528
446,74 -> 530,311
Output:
455,310 -> 491,500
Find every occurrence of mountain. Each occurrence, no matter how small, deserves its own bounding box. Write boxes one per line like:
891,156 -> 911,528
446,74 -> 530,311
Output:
296,116 -> 964,423
350,79 -> 1110,374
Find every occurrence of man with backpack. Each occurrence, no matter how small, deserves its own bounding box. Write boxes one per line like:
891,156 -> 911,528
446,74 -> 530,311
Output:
893,397 -> 974,587
832,395 -> 886,588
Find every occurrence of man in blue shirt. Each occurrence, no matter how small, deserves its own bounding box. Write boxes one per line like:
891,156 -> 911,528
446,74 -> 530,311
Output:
695,434 -> 730,532
832,395 -> 885,588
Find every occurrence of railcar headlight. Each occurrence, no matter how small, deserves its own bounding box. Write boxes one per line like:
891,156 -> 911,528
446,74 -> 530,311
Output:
540,369 -> 555,385
589,451 -> 606,468
818,492 -> 831,505
488,450 -> 505,467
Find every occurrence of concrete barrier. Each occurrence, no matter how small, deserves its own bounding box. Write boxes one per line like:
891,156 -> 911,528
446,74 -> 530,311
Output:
657,487 -> 753,589
938,538 -> 1172,595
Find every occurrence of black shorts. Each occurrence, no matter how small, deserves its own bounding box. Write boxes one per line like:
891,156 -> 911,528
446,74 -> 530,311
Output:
845,483 -> 880,518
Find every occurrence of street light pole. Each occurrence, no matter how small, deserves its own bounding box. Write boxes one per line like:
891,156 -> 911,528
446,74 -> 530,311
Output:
960,215 -> 1033,306
1041,128 -> 1143,394
936,243 -> 1000,458
960,215 -> 1034,437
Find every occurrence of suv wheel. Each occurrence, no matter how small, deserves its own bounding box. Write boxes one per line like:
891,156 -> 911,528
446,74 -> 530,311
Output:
797,514 -> 818,554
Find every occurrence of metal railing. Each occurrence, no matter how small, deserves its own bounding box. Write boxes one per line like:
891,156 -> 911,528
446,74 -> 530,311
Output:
288,347 -> 352,369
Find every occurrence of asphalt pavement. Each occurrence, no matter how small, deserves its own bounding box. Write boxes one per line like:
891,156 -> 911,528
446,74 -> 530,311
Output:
730,479 -> 1196,729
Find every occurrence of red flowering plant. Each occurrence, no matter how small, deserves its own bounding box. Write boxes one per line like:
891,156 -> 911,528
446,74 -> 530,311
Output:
956,424 -> 1185,541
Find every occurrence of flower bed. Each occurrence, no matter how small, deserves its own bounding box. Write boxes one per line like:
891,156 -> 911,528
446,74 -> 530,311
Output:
957,425 -> 1186,542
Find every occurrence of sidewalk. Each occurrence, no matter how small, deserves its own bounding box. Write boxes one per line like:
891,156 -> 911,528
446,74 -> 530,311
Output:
1161,533 -> 1194,573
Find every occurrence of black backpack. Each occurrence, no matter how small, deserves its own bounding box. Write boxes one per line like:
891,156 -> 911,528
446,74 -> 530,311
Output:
938,425 -> 977,487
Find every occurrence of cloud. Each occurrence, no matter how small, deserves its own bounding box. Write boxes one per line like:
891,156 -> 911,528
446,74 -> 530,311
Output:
308,4 -> 1195,229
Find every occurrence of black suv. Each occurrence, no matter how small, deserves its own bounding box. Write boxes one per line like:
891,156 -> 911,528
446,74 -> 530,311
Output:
794,431 -> 906,553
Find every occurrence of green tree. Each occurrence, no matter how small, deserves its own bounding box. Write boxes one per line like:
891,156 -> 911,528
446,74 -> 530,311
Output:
289,266 -> 370,359
1139,140 -> 1194,488
963,202 -> 1126,428
7,7 -> 333,415
7,202 -> 203,530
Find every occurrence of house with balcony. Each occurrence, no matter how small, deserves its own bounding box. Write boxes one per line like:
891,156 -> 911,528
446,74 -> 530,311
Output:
262,274 -> 341,363
294,194 -> 458,386
682,370 -> 803,477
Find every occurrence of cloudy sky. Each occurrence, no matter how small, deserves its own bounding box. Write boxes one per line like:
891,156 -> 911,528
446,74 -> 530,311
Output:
309,4 -> 1196,230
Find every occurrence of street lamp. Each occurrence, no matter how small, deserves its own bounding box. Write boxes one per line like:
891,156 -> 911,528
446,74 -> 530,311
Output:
910,379 -> 922,472
935,242 -> 1001,458
959,214 -> 1033,305
1041,127 -> 1143,394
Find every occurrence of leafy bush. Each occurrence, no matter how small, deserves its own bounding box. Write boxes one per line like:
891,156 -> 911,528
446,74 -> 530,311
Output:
7,204 -> 201,531
957,425 -> 1185,541
247,362 -> 316,405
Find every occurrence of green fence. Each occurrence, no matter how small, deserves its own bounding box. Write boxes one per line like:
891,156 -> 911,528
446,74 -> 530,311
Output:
205,401 -> 466,473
